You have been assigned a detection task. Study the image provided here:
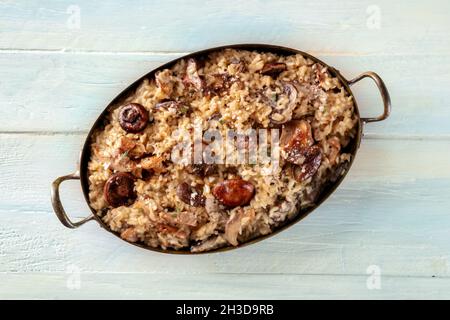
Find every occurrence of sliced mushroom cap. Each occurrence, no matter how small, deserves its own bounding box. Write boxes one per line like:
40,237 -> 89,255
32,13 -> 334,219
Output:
118,103 -> 149,133
270,82 -> 298,124
104,172 -> 136,207
176,182 -> 206,207
280,120 -> 315,164
261,62 -> 287,78
184,58 -> 204,91
212,179 -> 255,208
291,145 -> 322,181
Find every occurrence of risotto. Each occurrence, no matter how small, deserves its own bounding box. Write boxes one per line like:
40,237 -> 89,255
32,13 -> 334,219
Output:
87,48 -> 358,252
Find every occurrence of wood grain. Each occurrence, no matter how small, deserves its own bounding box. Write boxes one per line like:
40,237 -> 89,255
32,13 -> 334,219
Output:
0,134 -> 449,281
1,52 -> 450,135
1,0 -> 450,299
1,0 -> 449,55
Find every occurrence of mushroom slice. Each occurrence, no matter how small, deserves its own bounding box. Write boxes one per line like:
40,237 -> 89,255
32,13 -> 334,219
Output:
139,156 -> 166,174
280,120 -> 314,164
291,145 -> 322,182
176,182 -> 206,207
103,172 -> 136,207
118,103 -> 150,133
261,62 -> 287,78
270,82 -> 298,125
212,179 -> 255,208
183,58 -> 204,91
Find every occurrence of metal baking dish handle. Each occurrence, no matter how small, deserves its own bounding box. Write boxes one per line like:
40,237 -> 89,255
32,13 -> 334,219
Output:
51,171 -> 94,228
348,71 -> 391,123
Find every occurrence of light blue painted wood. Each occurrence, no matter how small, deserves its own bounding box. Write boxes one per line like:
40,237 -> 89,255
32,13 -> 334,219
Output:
0,0 -> 450,299
1,0 -> 449,55
1,52 -> 450,136
1,273 -> 449,299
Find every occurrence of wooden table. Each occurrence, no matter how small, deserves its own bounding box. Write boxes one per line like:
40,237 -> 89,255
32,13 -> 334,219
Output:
1,0 -> 449,299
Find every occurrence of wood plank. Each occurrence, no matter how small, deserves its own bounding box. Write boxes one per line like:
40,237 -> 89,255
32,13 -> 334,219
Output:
0,273 -> 449,299
0,134 -> 449,277
1,1 -> 449,55
1,52 -> 449,135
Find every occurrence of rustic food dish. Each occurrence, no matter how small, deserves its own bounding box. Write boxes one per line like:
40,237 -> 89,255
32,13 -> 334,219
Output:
51,44 -> 390,254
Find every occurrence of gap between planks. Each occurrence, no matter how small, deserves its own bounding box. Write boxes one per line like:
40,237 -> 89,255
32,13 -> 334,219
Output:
1,48 -> 449,57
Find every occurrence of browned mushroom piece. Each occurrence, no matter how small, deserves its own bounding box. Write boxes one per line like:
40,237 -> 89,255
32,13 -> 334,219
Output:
280,120 -> 315,164
118,103 -> 149,133
183,58 -> 204,91
270,81 -> 298,124
291,145 -> 322,181
212,179 -> 255,208
104,172 -> 136,207
205,73 -> 243,97
261,62 -> 287,77
176,182 -> 206,207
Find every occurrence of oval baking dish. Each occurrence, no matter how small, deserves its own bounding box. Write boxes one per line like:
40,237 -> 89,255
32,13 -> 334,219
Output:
51,44 -> 391,254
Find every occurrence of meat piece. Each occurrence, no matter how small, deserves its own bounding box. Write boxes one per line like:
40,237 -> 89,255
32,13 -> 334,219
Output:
176,182 -> 206,207
117,136 -> 136,154
261,62 -> 287,78
118,103 -> 149,133
183,58 -> 204,91
176,210 -> 199,227
103,172 -> 136,207
139,156 -> 166,174
270,81 -> 298,124
155,70 -> 174,95
120,227 -> 138,242
157,223 -> 178,234
212,179 -> 255,208
117,136 -> 146,159
204,197 -> 221,214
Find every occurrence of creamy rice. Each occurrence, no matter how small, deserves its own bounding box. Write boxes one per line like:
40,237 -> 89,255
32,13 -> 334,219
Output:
87,49 -> 358,252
